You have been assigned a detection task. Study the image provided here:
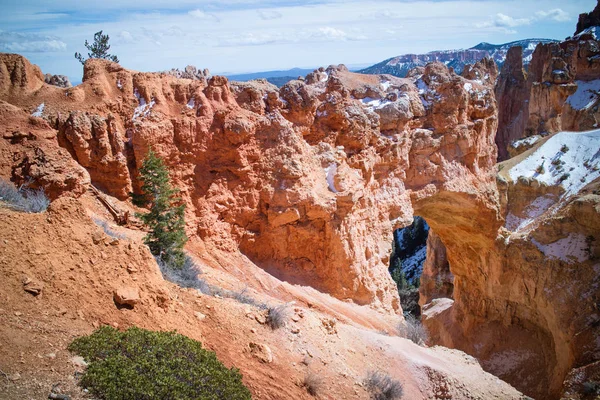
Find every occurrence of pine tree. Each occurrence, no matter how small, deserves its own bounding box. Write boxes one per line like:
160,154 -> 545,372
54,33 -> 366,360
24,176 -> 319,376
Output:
134,149 -> 188,269
75,31 -> 119,65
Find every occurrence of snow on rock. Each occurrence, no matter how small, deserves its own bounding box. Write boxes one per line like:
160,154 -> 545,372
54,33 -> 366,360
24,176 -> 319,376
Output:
511,135 -> 541,149
531,233 -> 589,264
116,80 -> 123,89
133,89 -> 155,121
509,130 -> 600,198
401,245 -> 427,280
186,97 -> 195,109
31,103 -> 45,117
573,26 -> 600,40
381,80 -> 391,91
360,97 -> 392,110
324,163 -> 338,193
504,194 -> 558,232
416,77 -> 441,109
566,80 -> 600,110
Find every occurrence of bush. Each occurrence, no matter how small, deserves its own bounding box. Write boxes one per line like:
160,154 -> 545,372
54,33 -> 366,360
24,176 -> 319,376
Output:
156,255 -> 206,290
68,326 -> 251,400
560,144 -> 569,153
0,179 -> 49,213
398,314 -> 428,345
364,371 -> 403,400
266,304 -> 289,330
559,173 -> 570,182
302,371 -> 323,396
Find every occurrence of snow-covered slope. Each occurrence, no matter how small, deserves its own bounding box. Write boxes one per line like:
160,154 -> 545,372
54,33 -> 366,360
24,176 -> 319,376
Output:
509,130 -> 600,198
360,39 -> 557,78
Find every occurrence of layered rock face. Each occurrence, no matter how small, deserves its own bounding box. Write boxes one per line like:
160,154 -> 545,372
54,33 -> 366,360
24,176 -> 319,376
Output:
495,24 -> 600,160
0,53 -> 498,316
2,49 -> 598,399
495,47 -> 529,161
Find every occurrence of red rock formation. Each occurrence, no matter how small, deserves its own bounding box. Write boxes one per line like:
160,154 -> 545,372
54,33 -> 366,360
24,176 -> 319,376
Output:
418,231 -> 453,307
495,47 -> 530,161
4,51 -> 599,399
575,0 -> 600,35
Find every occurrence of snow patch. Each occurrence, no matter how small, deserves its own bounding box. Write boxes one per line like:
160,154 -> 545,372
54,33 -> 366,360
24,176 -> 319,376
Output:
511,135 -> 540,148
360,97 -> 392,110
400,246 -> 427,279
186,97 -> 195,109
133,89 -> 155,121
504,194 -> 557,232
573,26 -> 600,40
509,130 -> 600,198
531,233 -> 589,264
116,80 -> 123,89
381,81 -> 391,91
324,163 -> 338,193
566,80 -> 600,110
31,103 -> 45,117
320,72 -> 329,82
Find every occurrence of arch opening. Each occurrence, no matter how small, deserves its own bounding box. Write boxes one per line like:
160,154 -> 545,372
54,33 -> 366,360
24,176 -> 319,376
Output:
388,216 -> 454,318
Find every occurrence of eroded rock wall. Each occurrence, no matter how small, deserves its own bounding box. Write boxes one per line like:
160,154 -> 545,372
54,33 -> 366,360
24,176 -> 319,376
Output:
0,53 -> 499,316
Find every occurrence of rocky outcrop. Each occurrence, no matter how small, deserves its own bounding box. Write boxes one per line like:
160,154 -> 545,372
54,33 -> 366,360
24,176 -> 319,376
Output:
495,47 -> 529,161
575,0 -> 600,35
44,73 -> 71,88
0,54 -> 499,317
418,231 -> 453,307
2,51 -> 599,399
163,65 -> 210,81
495,20 -> 600,158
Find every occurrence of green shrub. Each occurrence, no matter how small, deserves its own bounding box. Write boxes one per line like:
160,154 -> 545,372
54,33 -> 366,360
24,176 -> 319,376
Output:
68,326 -> 252,400
560,144 -> 569,153
134,149 -> 188,269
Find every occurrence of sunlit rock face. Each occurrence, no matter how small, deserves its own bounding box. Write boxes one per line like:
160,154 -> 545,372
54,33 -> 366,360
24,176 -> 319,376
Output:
3,49 -> 600,399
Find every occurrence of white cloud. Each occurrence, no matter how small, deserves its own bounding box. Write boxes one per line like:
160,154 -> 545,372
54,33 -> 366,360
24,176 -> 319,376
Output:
536,8 -> 570,22
477,13 -> 531,29
257,10 -> 282,20
477,7 -> 571,33
188,9 -> 220,22
0,31 -> 67,52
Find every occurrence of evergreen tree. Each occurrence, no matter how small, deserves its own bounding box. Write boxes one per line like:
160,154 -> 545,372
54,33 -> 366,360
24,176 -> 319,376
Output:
75,31 -> 119,65
135,149 -> 187,269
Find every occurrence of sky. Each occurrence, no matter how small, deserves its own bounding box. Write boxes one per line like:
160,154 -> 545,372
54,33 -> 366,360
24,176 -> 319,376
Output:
0,0 -> 597,83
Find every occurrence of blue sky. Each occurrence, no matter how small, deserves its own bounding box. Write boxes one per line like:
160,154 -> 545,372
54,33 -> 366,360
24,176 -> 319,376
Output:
0,0 -> 596,83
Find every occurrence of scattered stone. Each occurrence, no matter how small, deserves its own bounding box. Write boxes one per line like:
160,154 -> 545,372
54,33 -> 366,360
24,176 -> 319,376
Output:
113,287 -> 140,307
249,342 -> 273,363
250,328 -> 257,334
291,328 -> 300,334
14,311 -> 22,316
126,264 -> 138,273
254,313 -> 267,324
23,277 -> 44,296
8,372 -> 21,382
194,311 -> 206,321
71,356 -> 87,368
322,318 -> 338,335
91,232 -> 104,245
45,352 -> 56,360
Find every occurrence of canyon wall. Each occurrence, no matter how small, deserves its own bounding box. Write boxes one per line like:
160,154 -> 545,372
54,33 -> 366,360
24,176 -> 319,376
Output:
0,54 -> 499,317
1,43 -> 599,399
495,25 -> 600,161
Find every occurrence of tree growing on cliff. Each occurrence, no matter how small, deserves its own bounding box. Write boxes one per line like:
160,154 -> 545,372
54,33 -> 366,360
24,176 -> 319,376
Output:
134,149 -> 188,269
74,31 -> 119,65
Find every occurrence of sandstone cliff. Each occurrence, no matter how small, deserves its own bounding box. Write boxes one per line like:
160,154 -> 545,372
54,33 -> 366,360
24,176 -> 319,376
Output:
1,49 -> 598,399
